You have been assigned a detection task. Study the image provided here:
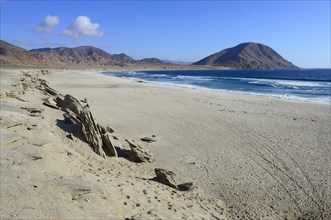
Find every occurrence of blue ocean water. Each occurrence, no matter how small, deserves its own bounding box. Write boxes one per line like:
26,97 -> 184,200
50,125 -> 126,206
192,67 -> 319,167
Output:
103,69 -> 331,104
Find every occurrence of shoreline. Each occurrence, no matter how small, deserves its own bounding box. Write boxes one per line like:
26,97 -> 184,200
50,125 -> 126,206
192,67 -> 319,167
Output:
2,68 -> 330,219
100,70 -> 330,106
100,69 -> 331,105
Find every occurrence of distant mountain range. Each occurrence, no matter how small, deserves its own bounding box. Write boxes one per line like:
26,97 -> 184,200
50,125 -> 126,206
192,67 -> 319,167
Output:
29,46 -> 137,66
138,58 -> 164,64
1,40 -> 298,69
0,40 -> 167,67
193,42 -> 298,69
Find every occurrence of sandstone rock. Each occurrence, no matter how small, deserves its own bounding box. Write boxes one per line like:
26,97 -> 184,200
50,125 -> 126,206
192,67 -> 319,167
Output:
21,107 -> 44,114
29,113 -> 43,117
80,106 -> 106,158
42,84 -> 60,96
43,97 -> 59,109
97,124 -> 115,134
81,98 -> 90,104
106,126 -> 115,133
13,72 -> 120,160
140,135 -> 156,143
101,133 -> 118,157
97,123 -> 107,134
125,139 -> 152,163
57,94 -> 83,116
63,111 -> 80,124
154,168 -> 177,189
177,182 -> 194,191
21,107 -> 42,113
98,124 -> 117,157
35,79 -> 118,159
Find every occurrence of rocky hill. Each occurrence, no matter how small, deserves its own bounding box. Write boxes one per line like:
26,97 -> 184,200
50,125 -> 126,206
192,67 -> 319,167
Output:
0,40 -> 137,67
0,40 -> 39,66
193,42 -> 298,69
30,46 -> 135,66
111,53 -> 136,64
138,58 -> 165,64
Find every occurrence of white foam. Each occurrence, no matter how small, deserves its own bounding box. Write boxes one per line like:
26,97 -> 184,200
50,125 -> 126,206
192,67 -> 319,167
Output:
246,78 -> 330,88
102,72 -> 331,105
174,75 -> 216,81
137,79 -> 331,104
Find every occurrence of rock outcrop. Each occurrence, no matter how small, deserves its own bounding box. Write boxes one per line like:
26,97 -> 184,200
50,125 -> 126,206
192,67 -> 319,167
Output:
154,168 -> 178,189
79,105 -> 107,158
125,139 -> 153,163
15,71 -> 197,193
140,135 -> 156,143
43,97 -> 59,109
154,168 -> 194,191
2,71 -> 119,159
57,95 -> 83,116
38,79 -> 118,158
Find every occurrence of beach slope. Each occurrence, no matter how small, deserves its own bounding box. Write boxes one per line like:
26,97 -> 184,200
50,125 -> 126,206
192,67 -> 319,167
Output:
43,69 -> 331,219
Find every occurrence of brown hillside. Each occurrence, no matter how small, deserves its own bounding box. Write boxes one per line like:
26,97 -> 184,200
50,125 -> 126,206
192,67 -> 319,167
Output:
193,42 -> 298,69
0,40 -> 39,66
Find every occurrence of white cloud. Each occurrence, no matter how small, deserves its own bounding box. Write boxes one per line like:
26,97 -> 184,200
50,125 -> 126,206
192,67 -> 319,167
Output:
62,16 -> 103,39
33,15 -> 59,33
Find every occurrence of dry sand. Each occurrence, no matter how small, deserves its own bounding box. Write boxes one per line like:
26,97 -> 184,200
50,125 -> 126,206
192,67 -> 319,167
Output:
0,69 -> 226,219
1,68 -> 331,219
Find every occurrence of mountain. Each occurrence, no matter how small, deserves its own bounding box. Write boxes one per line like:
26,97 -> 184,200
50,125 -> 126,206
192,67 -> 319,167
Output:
0,40 -> 39,66
29,46 -> 135,66
193,42 -> 298,69
138,58 -> 165,64
0,39 -> 136,67
30,46 -> 112,59
111,53 -> 136,63
1,40 -> 298,69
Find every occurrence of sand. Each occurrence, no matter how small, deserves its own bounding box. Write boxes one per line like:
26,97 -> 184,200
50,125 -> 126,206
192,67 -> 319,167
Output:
0,69 -> 226,219
1,68 -> 330,219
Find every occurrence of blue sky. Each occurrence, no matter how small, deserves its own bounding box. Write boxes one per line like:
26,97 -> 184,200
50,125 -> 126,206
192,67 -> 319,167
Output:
1,1 -> 330,68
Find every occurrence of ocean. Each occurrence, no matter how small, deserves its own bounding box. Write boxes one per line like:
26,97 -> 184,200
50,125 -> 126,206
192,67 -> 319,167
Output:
103,69 -> 331,104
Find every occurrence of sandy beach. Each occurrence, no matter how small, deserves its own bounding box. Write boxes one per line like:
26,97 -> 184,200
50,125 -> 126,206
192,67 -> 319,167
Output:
1,68 -> 330,219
